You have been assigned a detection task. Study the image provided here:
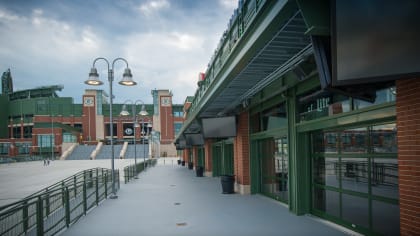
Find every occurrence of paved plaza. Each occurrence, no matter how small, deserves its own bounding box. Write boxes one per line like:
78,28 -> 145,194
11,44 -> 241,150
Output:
0,158 -> 358,235
0,158 -> 140,206
63,160 -> 356,236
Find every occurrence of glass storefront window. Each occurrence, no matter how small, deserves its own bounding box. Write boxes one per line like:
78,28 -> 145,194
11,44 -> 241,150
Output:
313,187 -> 340,218
250,112 -> 261,133
311,123 -> 398,235
313,157 -> 339,188
0,143 -> 10,155
372,124 -> 397,153
354,87 -> 396,110
342,194 -> 369,228
63,133 -> 77,143
15,142 -> 30,154
261,104 -> 287,131
341,128 -> 367,153
340,156 -> 368,193
313,131 -> 338,154
299,91 -> 350,121
299,85 -> 395,122
250,103 -> 287,134
38,135 -> 53,148
372,200 -> 400,236
261,137 -> 288,203
371,157 -> 398,199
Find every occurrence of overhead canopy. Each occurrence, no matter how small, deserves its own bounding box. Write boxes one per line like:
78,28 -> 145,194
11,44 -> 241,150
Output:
176,1 -> 313,143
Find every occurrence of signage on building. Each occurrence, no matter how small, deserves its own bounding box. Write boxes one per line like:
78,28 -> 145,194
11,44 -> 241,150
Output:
83,96 -> 94,107
125,128 -> 133,135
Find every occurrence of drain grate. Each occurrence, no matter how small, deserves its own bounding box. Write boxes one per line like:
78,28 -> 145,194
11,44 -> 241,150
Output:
174,202 -> 181,205
176,222 -> 187,227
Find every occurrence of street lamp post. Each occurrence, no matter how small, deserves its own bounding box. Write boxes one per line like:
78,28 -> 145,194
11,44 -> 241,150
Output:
85,57 -> 136,199
120,100 -> 148,177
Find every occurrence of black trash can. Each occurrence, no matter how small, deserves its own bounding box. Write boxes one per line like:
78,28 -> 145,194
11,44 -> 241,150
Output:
188,162 -> 193,170
196,166 -> 204,177
177,159 -> 181,165
221,175 -> 235,194
181,161 -> 186,166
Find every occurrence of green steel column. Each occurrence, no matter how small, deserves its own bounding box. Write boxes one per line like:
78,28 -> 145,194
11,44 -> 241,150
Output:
287,89 -> 311,215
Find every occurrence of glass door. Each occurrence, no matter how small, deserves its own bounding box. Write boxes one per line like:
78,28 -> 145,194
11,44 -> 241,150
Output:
260,136 -> 288,203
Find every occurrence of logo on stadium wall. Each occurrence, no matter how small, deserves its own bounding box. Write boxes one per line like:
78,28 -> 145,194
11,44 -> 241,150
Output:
125,128 -> 133,135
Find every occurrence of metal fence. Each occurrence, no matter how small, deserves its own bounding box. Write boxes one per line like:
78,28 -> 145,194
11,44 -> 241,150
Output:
0,167 -> 119,236
124,159 -> 157,184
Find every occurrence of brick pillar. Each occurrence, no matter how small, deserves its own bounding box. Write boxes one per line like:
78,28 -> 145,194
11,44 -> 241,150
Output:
204,139 -> 213,177
234,111 -> 250,194
117,118 -> 124,140
396,78 -> 420,235
183,149 -> 189,165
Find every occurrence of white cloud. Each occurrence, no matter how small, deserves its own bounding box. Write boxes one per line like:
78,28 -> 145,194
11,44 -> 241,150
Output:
138,0 -> 170,16
0,1 -> 237,104
0,8 -> 19,21
219,0 -> 237,10
0,7 -> 105,93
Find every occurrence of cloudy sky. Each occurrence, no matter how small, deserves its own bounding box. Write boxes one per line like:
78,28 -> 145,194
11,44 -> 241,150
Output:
0,0 -> 237,104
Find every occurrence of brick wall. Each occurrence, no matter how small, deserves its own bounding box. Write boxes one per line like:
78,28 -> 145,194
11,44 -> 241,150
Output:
396,78 -> 420,235
234,111 -> 250,186
204,139 -> 212,173
183,148 -> 189,164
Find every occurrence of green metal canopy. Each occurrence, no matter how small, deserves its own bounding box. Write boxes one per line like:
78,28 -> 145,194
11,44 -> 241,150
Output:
176,0 -> 315,141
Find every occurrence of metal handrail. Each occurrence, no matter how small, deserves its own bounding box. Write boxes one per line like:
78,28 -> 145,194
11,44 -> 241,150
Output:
124,158 -> 157,184
0,167 -> 120,236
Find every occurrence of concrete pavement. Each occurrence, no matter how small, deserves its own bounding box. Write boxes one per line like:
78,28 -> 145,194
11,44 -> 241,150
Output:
63,160 -> 355,236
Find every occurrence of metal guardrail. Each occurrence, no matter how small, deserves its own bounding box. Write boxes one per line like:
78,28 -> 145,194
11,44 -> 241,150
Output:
0,167 -> 120,236
124,159 -> 157,184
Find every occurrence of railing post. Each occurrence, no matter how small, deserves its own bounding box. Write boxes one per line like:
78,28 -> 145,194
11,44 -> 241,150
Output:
95,176 -> 99,206
65,187 -> 70,227
124,167 -> 128,184
61,181 -> 65,207
105,173 -> 108,199
88,169 -> 93,188
83,180 -> 87,215
23,200 -> 28,233
117,169 -> 120,190
36,196 -> 44,236
74,175 -> 77,196
45,188 -> 50,216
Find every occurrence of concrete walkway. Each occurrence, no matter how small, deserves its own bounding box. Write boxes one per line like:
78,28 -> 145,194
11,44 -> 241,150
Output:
63,161 -> 354,236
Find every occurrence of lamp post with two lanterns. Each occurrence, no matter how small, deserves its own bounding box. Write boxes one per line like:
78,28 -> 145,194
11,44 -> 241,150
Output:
84,57 -> 137,199
119,100 -> 148,177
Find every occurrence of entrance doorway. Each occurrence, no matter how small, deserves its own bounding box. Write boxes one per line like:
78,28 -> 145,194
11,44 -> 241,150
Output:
259,137 -> 288,203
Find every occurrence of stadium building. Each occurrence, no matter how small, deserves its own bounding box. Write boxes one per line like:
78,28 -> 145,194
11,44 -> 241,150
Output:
0,69 -> 183,160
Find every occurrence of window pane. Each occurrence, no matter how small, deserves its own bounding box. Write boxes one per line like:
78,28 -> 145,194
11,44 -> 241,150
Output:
341,128 -> 367,153
261,104 -> 287,131
313,187 -> 340,218
372,124 -> 397,153
313,157 -> 339,188
341,157 -> 368,193
354,86 -> 396,110
342,194 -> 369,228
250,112 -> 261,133
372,200 -> 400,236
372,157 -> 399,199
313,131 -> 339,154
